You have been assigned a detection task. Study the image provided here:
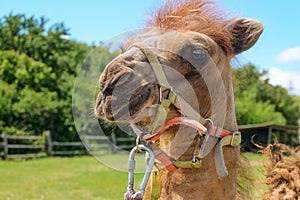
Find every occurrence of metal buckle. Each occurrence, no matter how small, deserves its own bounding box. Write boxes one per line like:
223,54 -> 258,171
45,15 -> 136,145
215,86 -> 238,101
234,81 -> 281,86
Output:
159,86 -> 167,103
159,86 -> 174,103
230,132 -> 241,147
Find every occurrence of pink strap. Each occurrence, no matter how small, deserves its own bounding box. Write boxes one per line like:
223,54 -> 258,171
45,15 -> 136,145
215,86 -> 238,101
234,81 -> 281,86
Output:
143,117 -> 234,142
143,117 -> 207,142
148,143 -> 178,172
142,117 -> 235,172
207,125 -> 234,138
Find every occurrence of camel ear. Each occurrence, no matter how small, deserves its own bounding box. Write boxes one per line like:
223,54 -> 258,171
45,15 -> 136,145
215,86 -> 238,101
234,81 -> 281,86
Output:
229,18 -> 263,55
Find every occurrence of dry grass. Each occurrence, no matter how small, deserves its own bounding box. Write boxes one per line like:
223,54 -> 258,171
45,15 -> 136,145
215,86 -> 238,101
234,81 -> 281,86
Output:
259,143 -> 300,200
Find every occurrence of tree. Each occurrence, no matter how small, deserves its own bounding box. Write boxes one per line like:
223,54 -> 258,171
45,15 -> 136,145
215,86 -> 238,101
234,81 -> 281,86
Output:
257,82 -> 299,125
0,13 -> 90,141
233,64 -> 300,125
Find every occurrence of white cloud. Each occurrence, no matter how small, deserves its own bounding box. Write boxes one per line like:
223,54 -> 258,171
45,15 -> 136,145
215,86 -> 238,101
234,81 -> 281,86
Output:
275,47 -> 300,62
60,34 -> 70,40
268,67 -> 300,95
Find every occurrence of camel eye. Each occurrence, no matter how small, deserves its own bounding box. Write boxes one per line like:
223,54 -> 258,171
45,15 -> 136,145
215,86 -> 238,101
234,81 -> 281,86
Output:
192,48 -> 207,61
180,45 -> 208,67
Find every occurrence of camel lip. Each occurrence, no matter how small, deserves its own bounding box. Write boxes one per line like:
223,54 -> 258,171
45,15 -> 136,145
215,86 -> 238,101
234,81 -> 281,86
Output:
94,97 -> 140,123
95,97 -> 158,127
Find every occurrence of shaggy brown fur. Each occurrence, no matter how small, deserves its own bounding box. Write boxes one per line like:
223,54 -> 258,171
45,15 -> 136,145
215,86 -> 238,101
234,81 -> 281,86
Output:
260,143 -> 300,200
147,0 -> 234,54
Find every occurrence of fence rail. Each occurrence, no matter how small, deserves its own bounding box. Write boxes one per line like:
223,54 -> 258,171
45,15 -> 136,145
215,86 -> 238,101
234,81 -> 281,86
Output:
6,135 -> 43,140
0,131 -> 135,160
7,144 -> 44,149
0,132 -> 48,160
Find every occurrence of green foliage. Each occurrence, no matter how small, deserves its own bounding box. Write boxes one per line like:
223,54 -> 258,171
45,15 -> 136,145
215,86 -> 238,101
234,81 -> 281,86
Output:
0,13 -> 123,142
0,13 -> 90,141
0,50 -> 56,90
233,65 -> 300,125
12,88 -> 59,131
0,50 -> 60,135
258,84 -> 300,125
292,96 -> 300,116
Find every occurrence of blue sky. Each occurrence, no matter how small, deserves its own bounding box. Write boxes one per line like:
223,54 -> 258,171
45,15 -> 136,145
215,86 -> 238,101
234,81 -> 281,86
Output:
1,0 -> 300,94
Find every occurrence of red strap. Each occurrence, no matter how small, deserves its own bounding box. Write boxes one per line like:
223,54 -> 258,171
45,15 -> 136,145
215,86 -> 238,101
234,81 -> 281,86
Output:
143,133 -> 161,142
143,117 -> 207,142
155,153 -> 178,172
143,117 -> 234,142
207,125 -> 233,138
148,143 -> 178,172
155,117 -> 207,134
144,118 -> 234,172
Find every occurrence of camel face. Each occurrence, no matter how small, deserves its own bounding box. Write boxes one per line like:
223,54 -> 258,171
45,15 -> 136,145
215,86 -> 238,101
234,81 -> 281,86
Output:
94,0 -> 264,126
94,29 -> 225,124
94,1 -> 264,199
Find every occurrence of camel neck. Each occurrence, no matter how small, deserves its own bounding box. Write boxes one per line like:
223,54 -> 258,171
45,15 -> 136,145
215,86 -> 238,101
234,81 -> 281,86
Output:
156,124 -> 239,200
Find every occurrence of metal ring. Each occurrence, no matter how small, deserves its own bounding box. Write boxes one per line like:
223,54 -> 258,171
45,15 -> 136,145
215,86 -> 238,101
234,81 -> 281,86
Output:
135,133 -> 147,152
136,136 -> 143,152
205,118 -> 214,126
192,153 -> 197,163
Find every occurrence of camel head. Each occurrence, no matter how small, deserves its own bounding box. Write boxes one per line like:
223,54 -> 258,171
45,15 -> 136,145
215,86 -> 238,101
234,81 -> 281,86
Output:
94,1 -> 263,129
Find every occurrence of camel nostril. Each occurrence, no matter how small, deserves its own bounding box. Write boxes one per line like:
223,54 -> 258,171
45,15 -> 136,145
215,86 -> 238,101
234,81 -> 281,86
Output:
101,84 -> 113,100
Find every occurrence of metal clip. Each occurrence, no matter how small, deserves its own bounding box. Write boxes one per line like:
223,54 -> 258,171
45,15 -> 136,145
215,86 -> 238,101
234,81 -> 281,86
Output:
126,144 -> 155,199
199,134 -> 219,159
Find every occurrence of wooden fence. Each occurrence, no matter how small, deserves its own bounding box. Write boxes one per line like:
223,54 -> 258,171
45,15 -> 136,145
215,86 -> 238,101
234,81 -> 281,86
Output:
0,131 -> 135,160
0,132 -> 47,160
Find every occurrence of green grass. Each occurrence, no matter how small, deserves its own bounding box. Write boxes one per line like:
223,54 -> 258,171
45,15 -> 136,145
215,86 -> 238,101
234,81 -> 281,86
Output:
238,153 -> 270,199
238,165 -> 269,199
243,152 -> 265,161
0,154 -> 268,200
0,156 -> 144,200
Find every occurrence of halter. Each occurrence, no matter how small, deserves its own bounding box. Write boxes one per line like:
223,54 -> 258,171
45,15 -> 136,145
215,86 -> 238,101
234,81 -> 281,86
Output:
124,44 -> 241,200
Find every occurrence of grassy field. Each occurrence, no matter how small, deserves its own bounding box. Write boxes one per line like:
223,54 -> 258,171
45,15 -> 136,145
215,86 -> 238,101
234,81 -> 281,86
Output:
0,154 -> 268,200
0,155 -> 142,200
238,153 -> 269,199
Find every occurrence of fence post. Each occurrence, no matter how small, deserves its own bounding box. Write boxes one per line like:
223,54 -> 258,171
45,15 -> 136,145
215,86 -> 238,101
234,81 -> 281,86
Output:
267,127 -> 272,145
46,131 -> 53,156
111,126 -> 117,154
2,132 -> 8,160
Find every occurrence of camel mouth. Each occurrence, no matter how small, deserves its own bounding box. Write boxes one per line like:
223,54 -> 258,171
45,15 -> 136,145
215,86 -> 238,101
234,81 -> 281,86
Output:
94,80 -> 159,124
94,45 -> 162,123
